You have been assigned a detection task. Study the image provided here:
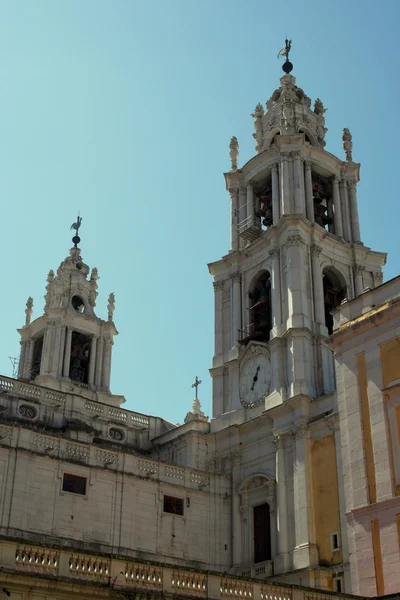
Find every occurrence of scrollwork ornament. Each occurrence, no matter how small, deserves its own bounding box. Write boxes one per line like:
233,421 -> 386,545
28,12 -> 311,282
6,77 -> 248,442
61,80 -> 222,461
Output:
230,272 -> 242,283
293,424 -> 308,440
354,264 -> 365,275
310,243 -> 323,257
213,280 -> 224,291
285,234 -> 306,248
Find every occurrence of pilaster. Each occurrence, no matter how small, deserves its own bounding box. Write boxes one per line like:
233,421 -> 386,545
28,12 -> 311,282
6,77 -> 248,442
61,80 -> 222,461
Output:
274,433 -> 290,573
332,175 -> 343,238
271,162 -> 280,225
292,424 -> 318,569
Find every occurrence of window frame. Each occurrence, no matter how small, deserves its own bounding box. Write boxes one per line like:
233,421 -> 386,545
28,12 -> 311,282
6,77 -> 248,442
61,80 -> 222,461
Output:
163,495 -> 184,516
62,472 -> 87,496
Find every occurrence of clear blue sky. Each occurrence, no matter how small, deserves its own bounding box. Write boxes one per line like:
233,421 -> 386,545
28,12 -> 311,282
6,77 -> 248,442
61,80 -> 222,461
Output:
0,0 -> 398,423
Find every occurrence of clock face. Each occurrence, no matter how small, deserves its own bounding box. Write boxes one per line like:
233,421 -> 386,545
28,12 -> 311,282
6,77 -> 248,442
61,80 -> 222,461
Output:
240,353 -> 271,408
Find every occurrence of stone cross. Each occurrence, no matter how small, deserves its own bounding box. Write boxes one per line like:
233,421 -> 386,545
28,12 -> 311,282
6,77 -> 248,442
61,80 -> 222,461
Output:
191,376 -> 202,400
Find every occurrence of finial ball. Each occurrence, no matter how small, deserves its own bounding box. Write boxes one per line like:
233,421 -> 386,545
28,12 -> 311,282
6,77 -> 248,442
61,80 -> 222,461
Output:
282,61 -> 293,74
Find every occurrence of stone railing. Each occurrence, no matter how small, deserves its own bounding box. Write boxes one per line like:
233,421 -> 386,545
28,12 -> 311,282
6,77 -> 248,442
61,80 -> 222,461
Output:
1,430 -> 216,491
0,540 -> 361,600
0,374 -> 150,430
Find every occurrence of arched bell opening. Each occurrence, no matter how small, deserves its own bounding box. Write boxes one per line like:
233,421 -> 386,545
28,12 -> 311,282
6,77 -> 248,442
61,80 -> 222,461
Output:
323,268 -> 346,334
30,334 -> 44,380
239,271 -> 272,345
312,173 -> 334,232
254,176 -> 273,231
69,331 -> 91,385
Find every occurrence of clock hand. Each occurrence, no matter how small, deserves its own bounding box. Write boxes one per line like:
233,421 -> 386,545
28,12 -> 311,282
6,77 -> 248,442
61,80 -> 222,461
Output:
250,365 -> 260,391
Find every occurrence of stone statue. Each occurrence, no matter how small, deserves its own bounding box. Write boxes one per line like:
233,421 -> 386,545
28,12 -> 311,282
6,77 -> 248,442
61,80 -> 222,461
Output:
251,103 -> 264,153
343,128 -> 353,162
313,98 -> 326,115
89,268 -> 99,307
25,297 -> 33,327
229,136 -> 239,171
107,292 -> 115,322
44,270 -> 55,312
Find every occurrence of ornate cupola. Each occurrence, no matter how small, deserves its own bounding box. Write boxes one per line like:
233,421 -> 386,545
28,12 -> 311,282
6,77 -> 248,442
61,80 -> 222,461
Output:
17,218 -> 119,403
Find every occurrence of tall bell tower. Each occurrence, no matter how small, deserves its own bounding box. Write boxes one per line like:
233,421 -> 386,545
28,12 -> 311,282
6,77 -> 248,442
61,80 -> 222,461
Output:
209,47 -> 386,427
18,218 -> 120,405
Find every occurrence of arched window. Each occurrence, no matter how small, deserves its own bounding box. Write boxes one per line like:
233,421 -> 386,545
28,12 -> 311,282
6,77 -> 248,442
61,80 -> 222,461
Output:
241,272 -> 271,345
30,334 -> 44,380
323,268 -> 346,334
69,332 -> 91,384
312,174 -> 333,232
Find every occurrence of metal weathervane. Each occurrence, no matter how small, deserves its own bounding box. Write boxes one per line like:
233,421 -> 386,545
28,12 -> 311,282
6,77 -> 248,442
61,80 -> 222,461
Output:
70,214 -> 83,247
277,38 -> 293,73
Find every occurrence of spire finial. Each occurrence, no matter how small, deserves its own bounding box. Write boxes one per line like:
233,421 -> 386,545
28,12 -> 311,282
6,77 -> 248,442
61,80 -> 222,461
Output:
25,297 -> 33,327
277,38 -> 293,73
229,136 -> 239,171
70,213 -> 82,247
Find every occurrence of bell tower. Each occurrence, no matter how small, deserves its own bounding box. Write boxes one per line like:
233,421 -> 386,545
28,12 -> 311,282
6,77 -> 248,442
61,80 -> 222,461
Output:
18,218 -> 119,403
209,48 -> 386,425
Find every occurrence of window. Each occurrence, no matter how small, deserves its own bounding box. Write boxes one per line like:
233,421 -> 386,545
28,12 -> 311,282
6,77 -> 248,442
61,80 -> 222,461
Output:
330,531 -> 340,551
254,503 -> 271,563
69,332 -> 91,384
323,269 -> 346,334
333,576 -> 343,592
163,495 -> 184,516
30,335 -> 44,380
240,272 -> 272,345
62,473 -> 87,495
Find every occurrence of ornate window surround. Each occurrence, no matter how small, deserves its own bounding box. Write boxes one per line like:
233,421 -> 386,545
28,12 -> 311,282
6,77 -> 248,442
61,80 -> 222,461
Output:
238,474 -> 276,566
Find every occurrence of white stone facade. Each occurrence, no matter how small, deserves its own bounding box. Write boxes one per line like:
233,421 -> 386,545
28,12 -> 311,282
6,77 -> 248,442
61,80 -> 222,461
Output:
0,64 -> 395,600
330,278 -> 400,595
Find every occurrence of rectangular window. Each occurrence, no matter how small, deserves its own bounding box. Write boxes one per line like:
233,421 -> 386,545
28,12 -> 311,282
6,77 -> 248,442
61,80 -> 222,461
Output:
330,531 -> 340,551
333,576 -> 343,593
163,495 -> 184,516
62,473 -> 87,495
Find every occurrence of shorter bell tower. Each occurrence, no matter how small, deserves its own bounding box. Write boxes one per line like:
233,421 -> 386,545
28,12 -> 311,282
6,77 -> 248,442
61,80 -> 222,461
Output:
17,218 -> 119,403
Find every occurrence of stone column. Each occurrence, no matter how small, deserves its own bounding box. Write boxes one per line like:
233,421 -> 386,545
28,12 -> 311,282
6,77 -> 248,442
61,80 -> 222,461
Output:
349,180 -> 361,242
63,327 -> 72,378
95,336 -> 104,387
51,323 -> 62,377
269,246 -> 281,332
304,161 -> 314,223
231,272 -> 242,344
354,265 -> 365,296
293,425 -> 317,569
41,326 -> 52,375
271,162 -> 280,224
311,244 -> 325,325
213,281 -> 224,354
332,176 -> 343,237
339,178 -> 352,242
88,336 -> 97,386
274,434 -> 290,572
238,187 -> 247,249
58,326 -> 66,379
26,339 -> 34,377
280,153 -> 290,215
18,341 -> 27,378
293,153 -> 305,215
229,189 -> 239,252
246,183 -> 254,223
102,338 -> 112,390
